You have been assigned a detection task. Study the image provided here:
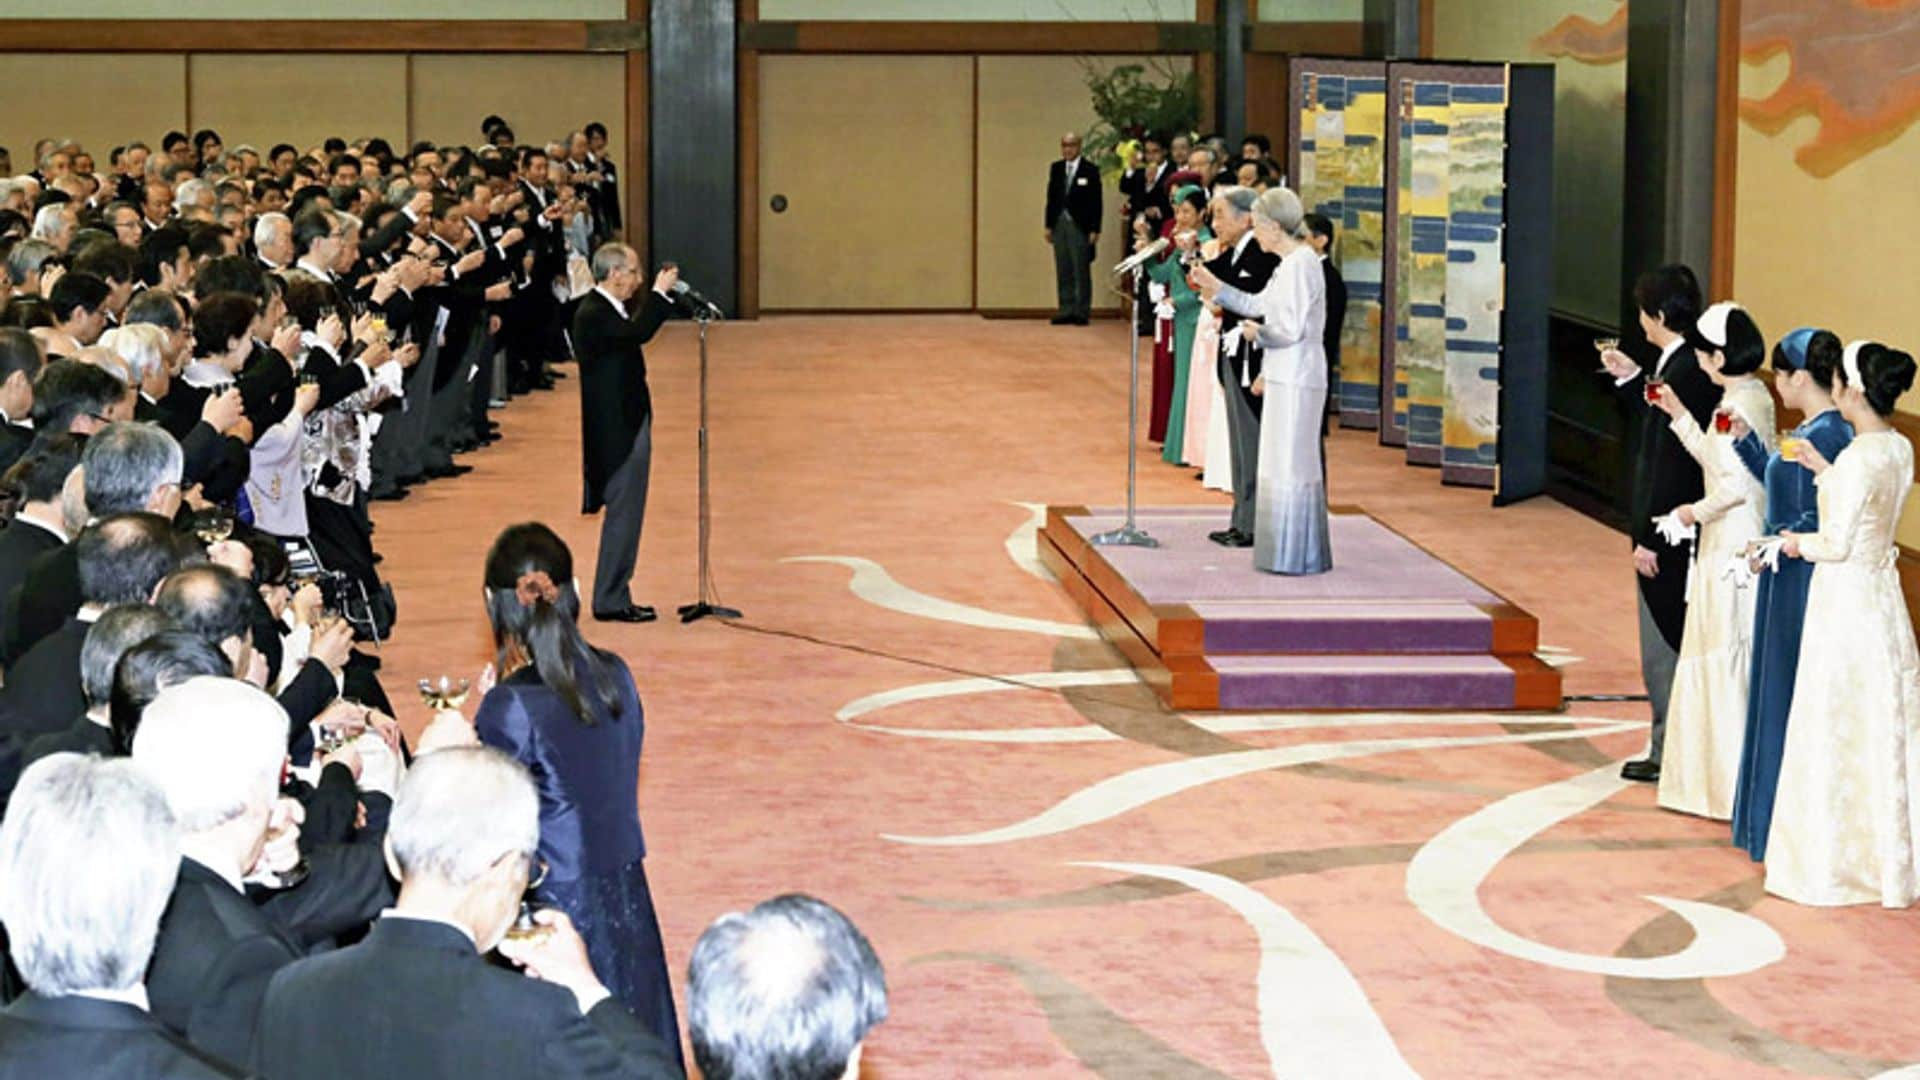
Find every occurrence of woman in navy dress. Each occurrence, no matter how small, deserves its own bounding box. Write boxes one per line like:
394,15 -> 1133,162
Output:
470,522 -> 681,1067
1728,328 -> 1853,861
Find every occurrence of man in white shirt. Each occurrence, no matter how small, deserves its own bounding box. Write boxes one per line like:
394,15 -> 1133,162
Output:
1044,132 -> 1102,325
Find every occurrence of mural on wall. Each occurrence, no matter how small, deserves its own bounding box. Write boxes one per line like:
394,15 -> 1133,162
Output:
1533,0 -> 1920,177
1296,65 -> 1389,431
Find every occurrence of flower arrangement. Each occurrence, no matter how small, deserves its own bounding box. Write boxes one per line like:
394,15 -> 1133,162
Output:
1078,60 -> 1201,180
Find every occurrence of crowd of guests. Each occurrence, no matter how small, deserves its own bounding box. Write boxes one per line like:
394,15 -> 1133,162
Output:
1090,129 -> 1343,575
0,122 -> 889,1077
1596,265 -> 1920,908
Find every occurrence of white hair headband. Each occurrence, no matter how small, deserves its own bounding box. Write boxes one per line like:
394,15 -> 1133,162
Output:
1843,339 -> 1869,390
1694,301 -> 1742,348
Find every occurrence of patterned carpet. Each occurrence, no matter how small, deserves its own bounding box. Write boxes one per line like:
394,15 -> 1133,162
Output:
369,315 -> 1920,1078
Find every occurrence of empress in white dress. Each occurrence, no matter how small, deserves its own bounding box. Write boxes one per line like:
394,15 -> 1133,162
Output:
1765,430 -> 1920,906
1216,245 -> 1330,575
1657,377 -> 1772,819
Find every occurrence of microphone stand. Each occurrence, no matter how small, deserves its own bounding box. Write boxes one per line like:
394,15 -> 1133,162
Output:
677,308 -> 741,623
1091,260 -> 1159,549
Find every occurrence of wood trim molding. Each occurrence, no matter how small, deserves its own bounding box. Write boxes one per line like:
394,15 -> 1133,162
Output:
1247,21 -> 1367,56
738,20 -> 1211,54
1900,543 -> 1920,636
0,19 -> 621,53
1710,0 -> 1741,298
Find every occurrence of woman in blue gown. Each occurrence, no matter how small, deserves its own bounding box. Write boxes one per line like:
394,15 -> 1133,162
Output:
1728,328 -> 1853,861
471,522 -> 682,1067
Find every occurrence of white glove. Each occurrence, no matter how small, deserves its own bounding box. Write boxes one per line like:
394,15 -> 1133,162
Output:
1652,512 -> 1696,547
1751,536 -> 1787,574
1721,552 -> 1757,590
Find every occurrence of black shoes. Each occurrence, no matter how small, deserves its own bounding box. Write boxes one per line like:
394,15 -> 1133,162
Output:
1621,758 -> 1661,783
593,605 -> 658,624
1208,528 -> 1253,548
1050,314 -> 1074,325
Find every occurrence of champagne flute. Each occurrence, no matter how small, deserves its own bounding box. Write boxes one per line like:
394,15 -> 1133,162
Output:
418,675 -> 471,712
1593,336 -> 1620,374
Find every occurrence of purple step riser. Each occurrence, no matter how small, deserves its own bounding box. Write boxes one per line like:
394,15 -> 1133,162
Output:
1215,671 -> 1515,711
1195,618 -> 1494,655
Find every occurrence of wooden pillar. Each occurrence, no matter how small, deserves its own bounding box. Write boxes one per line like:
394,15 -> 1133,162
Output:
1622,0 -> 1721,309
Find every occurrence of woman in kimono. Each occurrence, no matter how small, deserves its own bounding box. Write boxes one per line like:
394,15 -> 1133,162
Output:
1194,186 -> 1331,575
1649,302 -> 1772,819
470,522 -> 683,1064
1728,328 -> 1851,860
1768,342 -> 1920,907
1145,185 -> 1211,465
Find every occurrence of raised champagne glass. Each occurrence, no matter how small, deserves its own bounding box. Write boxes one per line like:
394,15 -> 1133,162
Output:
418,675 -> 471,712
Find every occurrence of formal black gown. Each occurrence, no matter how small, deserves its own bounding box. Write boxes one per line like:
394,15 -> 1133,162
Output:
474,656 -> 681,1068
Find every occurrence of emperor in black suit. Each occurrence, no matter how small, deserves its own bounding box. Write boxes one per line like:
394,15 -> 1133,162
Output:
572,252 -> 674,621
1203,208 -> 1281,543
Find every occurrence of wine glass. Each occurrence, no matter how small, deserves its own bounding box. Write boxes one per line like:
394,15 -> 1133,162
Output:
1779,436 -> 1805,462
192,508 -> 235,546
503,859 -> 553,944
1643,377 -> 1666,405
1593,336 -> 1620,374
418,675 -> 471,712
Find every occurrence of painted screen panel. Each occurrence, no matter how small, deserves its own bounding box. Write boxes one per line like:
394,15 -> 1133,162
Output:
1440,84 -> 1508,488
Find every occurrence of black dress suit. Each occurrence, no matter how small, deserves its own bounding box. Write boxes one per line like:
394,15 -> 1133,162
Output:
0,517 -> 64,655
252,916 -> 681,1080
0,616 -> 89,738
1046,157 -> 1103,321
1320,254 -> 1349,427
1045,157 -> 1104,237
3,542 -> 77,666
23,716 -> 114,764
0,993 -> 249,1079
0,422 -> 32,478
1622,342 -> 1719,649
573,288 -> 672,616
147,858 -> 305,1068
155,382 -> 251,504
1206,235 -> 1281,537
137,394 -> 233,488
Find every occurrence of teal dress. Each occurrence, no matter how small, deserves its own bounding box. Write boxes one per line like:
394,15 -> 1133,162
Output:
1148,228 -> 1211,465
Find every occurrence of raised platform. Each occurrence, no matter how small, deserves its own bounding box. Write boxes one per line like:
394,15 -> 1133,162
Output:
1037,506 -> 1563,712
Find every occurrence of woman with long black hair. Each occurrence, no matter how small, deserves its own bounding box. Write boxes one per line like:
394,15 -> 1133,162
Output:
469,522 -> 681,1064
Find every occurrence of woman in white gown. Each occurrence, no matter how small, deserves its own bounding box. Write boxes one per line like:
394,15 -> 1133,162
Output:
1648,302 -> 1772,819
1194,187 -> 1330,575
1768,341 -> 1920,907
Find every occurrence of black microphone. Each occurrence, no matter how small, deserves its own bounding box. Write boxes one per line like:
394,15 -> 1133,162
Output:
669,280 -> 725,320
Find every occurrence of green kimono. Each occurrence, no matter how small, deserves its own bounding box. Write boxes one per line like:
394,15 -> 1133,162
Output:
1147,227 -> 1211,464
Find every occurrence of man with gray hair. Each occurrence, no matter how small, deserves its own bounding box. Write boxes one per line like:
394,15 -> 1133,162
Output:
5,237 -> 57,296
172,179 -> 215,224
687,894 -> 888,1080
1044,131 -> 1101,325
0,754 -> 246,1077
572,241 -> 677,622
6,421 -> 185,663
1197,185 -> 1279,548
137,677 -> 306,1066
252,211 -> 293,271
253,746 -> 680,1078
29,202 -> 75,254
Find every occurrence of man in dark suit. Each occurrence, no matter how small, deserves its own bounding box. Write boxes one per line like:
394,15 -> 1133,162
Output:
573,244 -> 676,624
585,122 -> 621,237
1119,133 -> 1173,336
1304,213 -> 1348,434
1196,187 -> 1280,547
1599,264 -> 1718,783
0,436 -> 79,644
0,754 -> 247,1078
23,605 -> 172,765
1044,132 -> 1103,325
252,746 -> 680,1079
8,421 -> 184,665
0,328 -> 43,476
137,677 -> 308,1067
0,514 -> 190,741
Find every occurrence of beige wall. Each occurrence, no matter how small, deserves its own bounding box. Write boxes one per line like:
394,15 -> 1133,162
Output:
760,0 -> 1194,18
1430,0 -> 1625,325
0,54 -> 184,170
1257,0 -> 1361,19
976,55 -> 1158,312
758,55 -> 974,309
0,0 -> 619,16
190,54 -> 406,155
